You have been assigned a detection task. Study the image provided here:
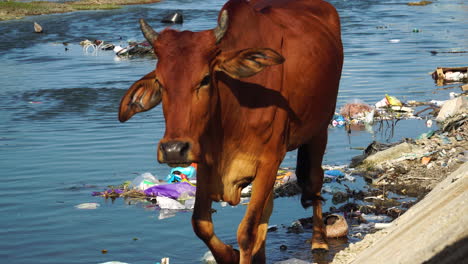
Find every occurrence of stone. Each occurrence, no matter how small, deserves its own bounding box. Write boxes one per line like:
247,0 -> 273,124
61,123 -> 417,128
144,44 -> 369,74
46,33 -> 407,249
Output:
436,96 -> 468,122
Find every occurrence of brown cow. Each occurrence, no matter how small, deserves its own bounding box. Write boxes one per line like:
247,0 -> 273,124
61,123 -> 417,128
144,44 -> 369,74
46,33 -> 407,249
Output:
119,0 -> 343,263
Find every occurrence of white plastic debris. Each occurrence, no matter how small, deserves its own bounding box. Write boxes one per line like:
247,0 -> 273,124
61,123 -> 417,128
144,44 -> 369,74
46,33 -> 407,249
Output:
444,71 -> 468,81
159,209 -> 177,220
184,198 -> 195,210
99,262 -> 129,264
131,172 -> 159,190
156,196 -> 185,210
201,251 -> 216,264
75,203 -> 100,210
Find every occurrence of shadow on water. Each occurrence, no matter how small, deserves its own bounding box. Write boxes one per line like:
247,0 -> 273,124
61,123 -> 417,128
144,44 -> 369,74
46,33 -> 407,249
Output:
12,88 -> 126,121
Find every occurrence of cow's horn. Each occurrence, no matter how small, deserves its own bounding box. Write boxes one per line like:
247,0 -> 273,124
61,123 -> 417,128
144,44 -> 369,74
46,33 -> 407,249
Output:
213,10 -> 228,43
139,18 -> 159,45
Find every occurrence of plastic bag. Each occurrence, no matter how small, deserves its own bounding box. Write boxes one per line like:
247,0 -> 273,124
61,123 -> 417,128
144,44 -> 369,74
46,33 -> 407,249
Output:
131,173 -> 159,190
144,182 -> 196,199
165,164 -> 197,183
156,196 -> 186,210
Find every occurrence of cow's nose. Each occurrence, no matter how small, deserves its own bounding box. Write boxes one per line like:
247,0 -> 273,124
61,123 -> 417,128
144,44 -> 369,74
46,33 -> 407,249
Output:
159,141 -> 191,163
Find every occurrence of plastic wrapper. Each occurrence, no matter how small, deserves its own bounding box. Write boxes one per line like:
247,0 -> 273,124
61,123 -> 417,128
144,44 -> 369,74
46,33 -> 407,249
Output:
144,182 -> 196,199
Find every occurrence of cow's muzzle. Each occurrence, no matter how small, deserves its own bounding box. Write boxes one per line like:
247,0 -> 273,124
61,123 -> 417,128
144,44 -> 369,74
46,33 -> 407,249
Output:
158,141 -> 192,167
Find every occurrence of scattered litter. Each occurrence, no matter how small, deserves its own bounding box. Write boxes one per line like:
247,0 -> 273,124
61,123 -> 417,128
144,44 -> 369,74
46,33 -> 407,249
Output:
325,170 -> 345,177
75,203 -> 100,210
156,196 -> 187,210
145,182 -> 196,199
432,67 -> 468,85
389,39 -> 400,43
339,100 -> 374,120
166,163 -> 197,183
131,172 -> 159,190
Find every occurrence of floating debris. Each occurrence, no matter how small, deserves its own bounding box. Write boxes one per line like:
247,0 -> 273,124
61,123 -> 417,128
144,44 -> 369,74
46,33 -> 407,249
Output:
407,1 -> 432,6
75,203 -> 100,210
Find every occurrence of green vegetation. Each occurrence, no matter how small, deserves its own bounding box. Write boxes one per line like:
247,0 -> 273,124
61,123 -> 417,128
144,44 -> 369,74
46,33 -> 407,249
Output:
0,0 -> 160,21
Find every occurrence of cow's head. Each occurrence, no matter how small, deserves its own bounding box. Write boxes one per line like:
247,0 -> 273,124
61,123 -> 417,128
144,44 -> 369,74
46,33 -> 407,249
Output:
119,11 -> 284,167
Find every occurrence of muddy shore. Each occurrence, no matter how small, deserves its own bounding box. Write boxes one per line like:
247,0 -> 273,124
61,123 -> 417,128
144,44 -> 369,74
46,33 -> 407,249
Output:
0,0 -> 161,21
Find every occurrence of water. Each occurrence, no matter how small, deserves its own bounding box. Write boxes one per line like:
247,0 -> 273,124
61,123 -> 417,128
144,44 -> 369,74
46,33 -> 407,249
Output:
0,0 -> 466,263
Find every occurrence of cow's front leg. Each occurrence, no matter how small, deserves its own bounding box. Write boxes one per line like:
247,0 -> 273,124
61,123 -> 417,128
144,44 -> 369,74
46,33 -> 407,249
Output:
192,177 -> 239,263
237,162 -> 278,264
252,190 -> 273,263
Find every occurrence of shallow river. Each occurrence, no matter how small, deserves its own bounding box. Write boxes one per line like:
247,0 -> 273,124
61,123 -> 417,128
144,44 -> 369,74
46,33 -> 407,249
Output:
0,0 -> 467,263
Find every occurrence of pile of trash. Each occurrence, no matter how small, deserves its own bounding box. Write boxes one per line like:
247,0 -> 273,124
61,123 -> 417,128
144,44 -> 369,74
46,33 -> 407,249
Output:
331,95 -> 417,130
80,39 -> 154,58
92,164 -> 197,219
352,96 -> 468,197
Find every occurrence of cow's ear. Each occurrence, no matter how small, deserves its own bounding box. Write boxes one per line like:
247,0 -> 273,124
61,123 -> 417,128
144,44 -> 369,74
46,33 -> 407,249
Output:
215,48 -> 285,79
119,71 -> 161,122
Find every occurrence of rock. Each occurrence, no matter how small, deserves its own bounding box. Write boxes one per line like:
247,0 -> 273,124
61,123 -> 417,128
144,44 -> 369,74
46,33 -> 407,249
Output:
34,22 -> 43,33
361,142 -> 423,166
275,258 -> 310,264
436,96 -> 468,122
325,214 -> 349,238
462,84 -> 468,91
161,12 -> 183,24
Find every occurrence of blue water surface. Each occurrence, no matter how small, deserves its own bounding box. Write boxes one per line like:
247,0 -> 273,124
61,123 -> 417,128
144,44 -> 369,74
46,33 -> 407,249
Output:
0,0 -> 467,263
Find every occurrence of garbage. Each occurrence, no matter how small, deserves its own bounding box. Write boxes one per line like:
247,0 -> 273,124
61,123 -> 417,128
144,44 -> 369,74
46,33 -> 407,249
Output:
202,251 -> 216,264
166,163 -> 197,183
156,196 -> 185,210
339,101 -> 374,120
325,169 -> 345,177
75,203 -> 100,209
389,39 -> 400,43
385,94 -> 403,107
33,22 -> 43,33
436,96 -> 468,122
131,172 -> 159,190
332,114 -> 346,127
161,11 -> 183,24
432,67 -> 468,85
145,182 -> 196,199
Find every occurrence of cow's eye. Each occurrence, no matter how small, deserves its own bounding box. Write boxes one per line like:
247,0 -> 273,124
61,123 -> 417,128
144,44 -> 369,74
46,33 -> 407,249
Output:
200,75 -> 211,87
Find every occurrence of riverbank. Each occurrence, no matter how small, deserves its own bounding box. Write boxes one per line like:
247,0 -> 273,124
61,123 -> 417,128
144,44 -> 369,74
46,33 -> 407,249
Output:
331,161 -> 467,264
329,108 -> 468,263
0,0 -> 160,21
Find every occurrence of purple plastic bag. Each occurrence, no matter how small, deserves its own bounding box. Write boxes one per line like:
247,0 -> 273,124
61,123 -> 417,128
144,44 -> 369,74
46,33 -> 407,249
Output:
144,182 -> 196,199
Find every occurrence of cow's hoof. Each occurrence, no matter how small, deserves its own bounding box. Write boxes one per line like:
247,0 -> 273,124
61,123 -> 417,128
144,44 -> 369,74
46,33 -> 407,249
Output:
311,240 -> 329,251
